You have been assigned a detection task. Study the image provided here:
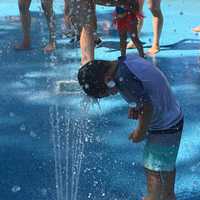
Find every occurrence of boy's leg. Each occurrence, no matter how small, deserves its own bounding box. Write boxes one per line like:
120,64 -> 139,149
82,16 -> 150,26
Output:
129,20 -> 144,57
147,0 -> 163,55
127,0 -> 144,49
119,31 -> 127,57
144,169 -> 176,200
41,0 -> 56,52
16,0 -> 32,49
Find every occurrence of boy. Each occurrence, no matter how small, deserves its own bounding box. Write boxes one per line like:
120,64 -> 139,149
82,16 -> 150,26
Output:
78,54 -> 184,200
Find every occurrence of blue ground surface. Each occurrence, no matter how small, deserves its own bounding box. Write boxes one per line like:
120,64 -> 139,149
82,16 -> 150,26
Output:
0,1 -> 200,200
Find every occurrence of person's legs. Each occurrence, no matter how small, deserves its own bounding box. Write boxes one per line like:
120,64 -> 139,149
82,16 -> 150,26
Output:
127,0 -> 144,49
80,24 -> 95,64
16,0 -> 32,49
129,20 -> 144,57
41,0 -> 56,52
147,0 -> 163,54
143,118 -> 183,200
69,0 -> 96,64
143,169 -> 176,200
119,31 -> 127,56
64,0 -> 69,26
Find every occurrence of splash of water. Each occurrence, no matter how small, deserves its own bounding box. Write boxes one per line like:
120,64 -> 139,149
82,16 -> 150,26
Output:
80,95 -> 103,113
49,105 -> 87,200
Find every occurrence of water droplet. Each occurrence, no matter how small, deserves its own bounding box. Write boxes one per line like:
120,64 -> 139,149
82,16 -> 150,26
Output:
30,131 -> 37,138
102,192 -> 105,197
88,192 -> 92,198
20,124 -> 26,131
11,185 -> 21,193
9,112 -> 15,117
41,188 -> 47,196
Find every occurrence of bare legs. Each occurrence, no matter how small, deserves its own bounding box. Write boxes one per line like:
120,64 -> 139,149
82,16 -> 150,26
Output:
41,0 -> 56,52
130,20 -> 144,57
16,0 -> 56,52
80,24 -> 95,65
127,0 -> 144,49
143,169 -> 176,200
147,0 -> 163,55
119,23 -> 144,57
127,0 -> 163,55
119,31 -> 128,57
16,0 -> 32,49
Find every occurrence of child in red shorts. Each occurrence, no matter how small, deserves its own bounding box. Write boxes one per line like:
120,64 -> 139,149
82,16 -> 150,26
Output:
113,0 -> 144,57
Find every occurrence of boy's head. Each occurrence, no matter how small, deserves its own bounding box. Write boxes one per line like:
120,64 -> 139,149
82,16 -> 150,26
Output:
78,60 -> 117,98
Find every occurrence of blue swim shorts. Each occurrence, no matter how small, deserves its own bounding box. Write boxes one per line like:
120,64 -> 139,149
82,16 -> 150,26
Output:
143,118 -> 184,172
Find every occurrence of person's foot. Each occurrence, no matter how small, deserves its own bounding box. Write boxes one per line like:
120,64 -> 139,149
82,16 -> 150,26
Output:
146,45 -> 160,55
14,41 -> 31,50
192,26 -> 200,32
43,42 -> 56,53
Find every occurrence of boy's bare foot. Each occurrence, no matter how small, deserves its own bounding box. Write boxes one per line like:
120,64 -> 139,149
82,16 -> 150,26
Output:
43,42 -> 56,53
192,26 -> 200,32
147,46 -> 160,55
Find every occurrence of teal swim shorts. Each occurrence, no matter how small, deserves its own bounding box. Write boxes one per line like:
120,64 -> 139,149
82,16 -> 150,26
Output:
143,118 -> 183,172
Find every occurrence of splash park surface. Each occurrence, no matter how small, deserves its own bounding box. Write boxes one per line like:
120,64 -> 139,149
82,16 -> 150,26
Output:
0,0 -> 200,200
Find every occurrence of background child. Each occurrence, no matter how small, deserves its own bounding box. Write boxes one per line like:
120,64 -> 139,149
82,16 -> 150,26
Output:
78,54 -> 184,200
113,0 -> 144,57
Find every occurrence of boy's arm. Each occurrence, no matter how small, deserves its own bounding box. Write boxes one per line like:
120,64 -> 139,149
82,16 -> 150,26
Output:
129,102 -> 153,143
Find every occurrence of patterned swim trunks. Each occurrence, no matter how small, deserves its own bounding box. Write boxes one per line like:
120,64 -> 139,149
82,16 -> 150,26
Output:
143,118 -> 184,172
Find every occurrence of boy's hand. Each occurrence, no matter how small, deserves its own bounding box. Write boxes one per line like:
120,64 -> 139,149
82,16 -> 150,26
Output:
128,107 -> 139,120
128,129 -> 146,143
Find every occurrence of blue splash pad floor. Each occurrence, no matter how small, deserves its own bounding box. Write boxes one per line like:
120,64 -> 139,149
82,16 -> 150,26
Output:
0,1 -> 200,200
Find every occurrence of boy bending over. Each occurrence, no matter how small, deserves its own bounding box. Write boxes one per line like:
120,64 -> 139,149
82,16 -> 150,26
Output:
78,54 -> 184,200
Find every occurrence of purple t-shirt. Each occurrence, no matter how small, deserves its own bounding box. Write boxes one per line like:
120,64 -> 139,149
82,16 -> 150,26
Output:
114,54 -> 183,130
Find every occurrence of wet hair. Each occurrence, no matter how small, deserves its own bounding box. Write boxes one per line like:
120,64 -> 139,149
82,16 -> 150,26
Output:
78,60 -> 111,98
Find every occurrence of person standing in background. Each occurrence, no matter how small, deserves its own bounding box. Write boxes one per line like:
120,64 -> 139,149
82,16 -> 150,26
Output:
15,0 -> 56,52
127,0 -> 163,55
